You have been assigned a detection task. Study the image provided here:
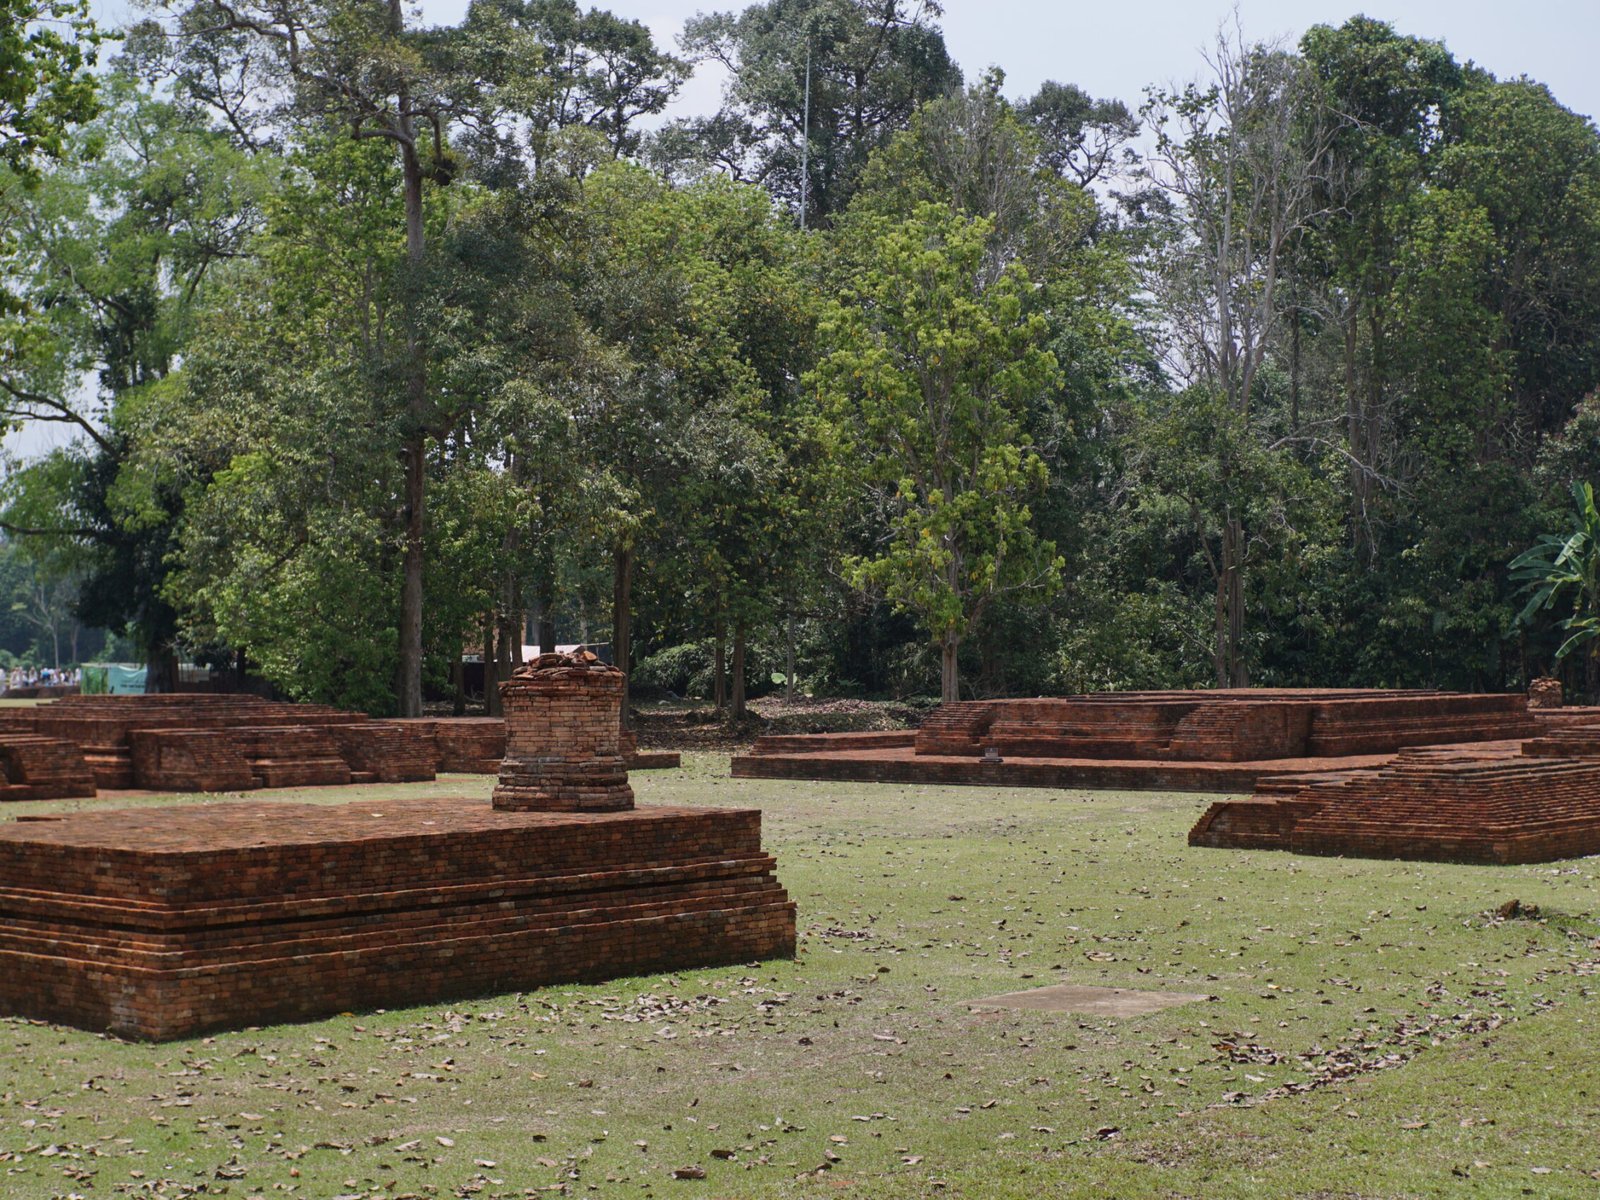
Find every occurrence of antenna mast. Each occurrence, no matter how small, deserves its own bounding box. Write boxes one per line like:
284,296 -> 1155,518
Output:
799,37 -> 812,229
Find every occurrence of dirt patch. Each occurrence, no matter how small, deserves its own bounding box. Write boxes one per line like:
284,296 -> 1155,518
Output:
967,984 -> 1213,1017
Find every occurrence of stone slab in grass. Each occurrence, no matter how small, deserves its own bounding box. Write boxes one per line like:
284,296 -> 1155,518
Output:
968,983 -> 1212,1017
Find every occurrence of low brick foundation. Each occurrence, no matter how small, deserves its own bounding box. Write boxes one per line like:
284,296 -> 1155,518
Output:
395,717 -> 507,773
732,690 -> 1539,793
0,797 -> 796,1039
1189,741 -> 1600,864
909,690 -> 1534,761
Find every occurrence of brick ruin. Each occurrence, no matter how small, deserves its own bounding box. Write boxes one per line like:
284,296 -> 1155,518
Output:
0,653 -> 791,1039
733,689 -> 1538,792
1189,737 -> 1600,864
0,692 -> 677,800
0,695 -> 514,797
1527,676 -> 1564,709
493,653 -> 634,812
734,687 -> 1600,864
0,799 -> 795,1039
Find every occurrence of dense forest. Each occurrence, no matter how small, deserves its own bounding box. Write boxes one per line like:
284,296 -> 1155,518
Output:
5,0 -> 1600,713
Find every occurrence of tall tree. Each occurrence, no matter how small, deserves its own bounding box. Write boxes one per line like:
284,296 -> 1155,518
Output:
0,0 -> 99,178
811,202 -> 1061,701
146,0 -> 502,713
1143,30 -> 1332,685
0,78 -> 276,686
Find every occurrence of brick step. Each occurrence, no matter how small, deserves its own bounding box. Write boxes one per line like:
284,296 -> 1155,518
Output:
0,854 -> 784,933
751,731 -> 912,754
0,881 -> 794,962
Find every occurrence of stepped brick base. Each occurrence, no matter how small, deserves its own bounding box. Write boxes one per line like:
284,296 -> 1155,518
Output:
327,722 -> 439,782
733,690 -> 1538,792
0,696 -> 446,796
1189,742 -> 1600,864
910,690 -> 1534,761
731,745 -> 1398,792
0,797 -> 796,1040
628,751 -> 682,770
0,736 -> 96,801
128,729 -> 257,792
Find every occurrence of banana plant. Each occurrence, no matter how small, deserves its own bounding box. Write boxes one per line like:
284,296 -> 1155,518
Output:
1511,481 -> 1600,662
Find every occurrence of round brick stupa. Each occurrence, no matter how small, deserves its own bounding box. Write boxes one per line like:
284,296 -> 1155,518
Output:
492,651 -> 634,812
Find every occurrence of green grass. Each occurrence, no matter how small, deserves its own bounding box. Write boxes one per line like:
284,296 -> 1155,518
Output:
2,754 -> 1598,1198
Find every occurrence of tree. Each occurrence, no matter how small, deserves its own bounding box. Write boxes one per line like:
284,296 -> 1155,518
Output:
1298,17 -> 1465,557
0,0 -> 99,178
1018,80 -> 1138,189
460,0 -> 688,177
144,0 -> 503,714
811,202 -> 1061,701
0,77 -> 278,686
659,0 -> 960,223
1142,29 -> 1333,685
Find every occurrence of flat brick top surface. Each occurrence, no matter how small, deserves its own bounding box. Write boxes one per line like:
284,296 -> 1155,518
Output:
0,797 -> 744,854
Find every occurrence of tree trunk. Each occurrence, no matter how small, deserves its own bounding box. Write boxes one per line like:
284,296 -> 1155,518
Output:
612,543 -> 633,733
483,611 -> 501,717
532,542 -> 557,656
497,598 -> 517,682
731,624 -> 747,719
940,634 -> 960,703
145,645 -> 178,694
1343,311 -> 1373,564
396,140 -> 428,718
785,609 -> 796,701
1214,516 -> 1249,689
451,649 -> 465,717
713,634 -> 726,711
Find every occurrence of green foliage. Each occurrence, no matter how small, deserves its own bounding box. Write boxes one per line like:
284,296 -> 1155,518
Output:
0,0 -> 100,179
661,0 -> 960,222
1512,482 -> 1600,664
811,202 -> 1062,696
6,6 -> 1600,707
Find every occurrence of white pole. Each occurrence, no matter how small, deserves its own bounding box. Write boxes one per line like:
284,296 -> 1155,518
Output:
799,38 -> 811,229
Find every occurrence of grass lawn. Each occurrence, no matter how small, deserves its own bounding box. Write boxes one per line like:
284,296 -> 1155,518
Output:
2,753 -> 1598,1198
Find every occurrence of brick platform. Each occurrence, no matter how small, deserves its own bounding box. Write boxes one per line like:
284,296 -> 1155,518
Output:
619,728 -> 681,771
732,690 -> 1538,792
0,797 -> 796,1039
1190,740 -> 1600,864
0,695 -> 441,796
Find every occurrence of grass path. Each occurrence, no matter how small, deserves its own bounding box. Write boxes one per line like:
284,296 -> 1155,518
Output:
1,753 -> 1597,1197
